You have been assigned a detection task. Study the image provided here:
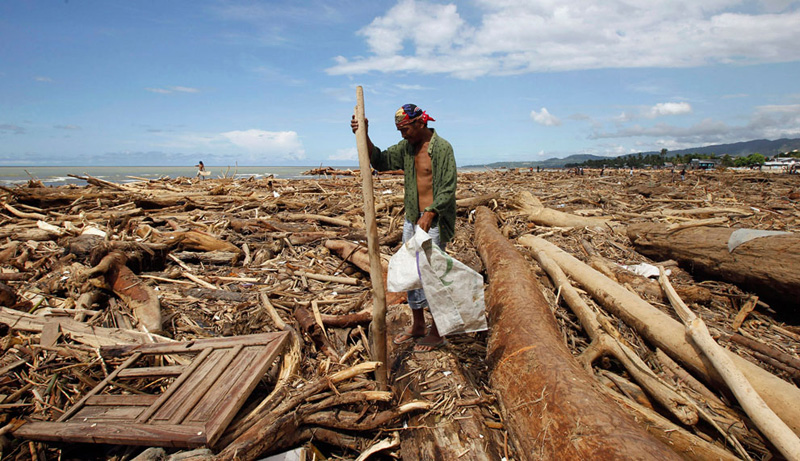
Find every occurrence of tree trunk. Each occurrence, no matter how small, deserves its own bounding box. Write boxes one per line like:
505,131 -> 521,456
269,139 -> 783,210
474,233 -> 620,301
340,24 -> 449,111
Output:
509,191 -> 617,230
627,223 -> 800,311
386,307 -> 505,460
474,206 -> 680,460
519,234 -> 800,436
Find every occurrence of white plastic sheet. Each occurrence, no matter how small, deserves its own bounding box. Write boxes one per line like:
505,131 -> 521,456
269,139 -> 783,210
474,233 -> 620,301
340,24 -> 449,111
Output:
387,228 -> 488,336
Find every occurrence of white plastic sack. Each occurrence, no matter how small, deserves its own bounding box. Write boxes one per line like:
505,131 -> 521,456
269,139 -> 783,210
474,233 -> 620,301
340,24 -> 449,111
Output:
387,228 -> 488,336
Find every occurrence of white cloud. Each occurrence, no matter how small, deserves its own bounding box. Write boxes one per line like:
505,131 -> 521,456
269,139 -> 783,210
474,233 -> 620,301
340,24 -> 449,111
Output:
646,102 -> 692,118
591,118 -> 730,140
0,124 -> 26,135
171,86 -> 200,93
531,107 -> 561,126
34,76 -> 53,82
145,86 -> 200,94
746,104 -> 800,138
145,87 -> 172,94
221,129 -> 306,160
592,103 -> 800,146
328,0 -> 800,78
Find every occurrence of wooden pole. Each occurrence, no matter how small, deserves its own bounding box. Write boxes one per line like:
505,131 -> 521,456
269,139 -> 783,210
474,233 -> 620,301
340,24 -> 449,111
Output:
355,86 -> 388,389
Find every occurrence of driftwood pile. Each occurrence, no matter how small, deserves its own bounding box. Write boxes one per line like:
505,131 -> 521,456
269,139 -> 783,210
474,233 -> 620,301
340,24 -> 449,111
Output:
0,167 -> 798,460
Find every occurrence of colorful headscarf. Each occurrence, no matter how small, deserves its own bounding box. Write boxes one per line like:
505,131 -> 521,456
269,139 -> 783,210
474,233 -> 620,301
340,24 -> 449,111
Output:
395,104 -> 435,125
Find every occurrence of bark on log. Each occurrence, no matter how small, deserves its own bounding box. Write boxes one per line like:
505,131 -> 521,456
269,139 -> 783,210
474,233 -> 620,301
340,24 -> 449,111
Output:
508,191 -> 617,230
519,234 -> 800,436
86,251 -> 163,334
474,206 -> 680,460
456,193 -> 500,210
601,388 -> 740,461
386,307 -> 505,460
660,269 -> 800,460
319,309 -> 372,328
530,250 -> 698,425
627,223 -> 800,311
136,226 -> 242,257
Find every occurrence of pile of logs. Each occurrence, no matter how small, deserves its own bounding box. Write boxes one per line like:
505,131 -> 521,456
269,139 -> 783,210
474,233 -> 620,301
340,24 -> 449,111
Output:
0,167 -> 798,460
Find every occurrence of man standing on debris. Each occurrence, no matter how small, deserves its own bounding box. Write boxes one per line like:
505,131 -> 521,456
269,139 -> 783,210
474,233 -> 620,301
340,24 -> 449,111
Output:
350,104 -> 457,352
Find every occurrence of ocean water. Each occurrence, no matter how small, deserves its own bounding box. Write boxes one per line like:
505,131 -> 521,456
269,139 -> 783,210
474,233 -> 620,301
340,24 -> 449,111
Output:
0,165 -> 491,187
0,166 -> 346,187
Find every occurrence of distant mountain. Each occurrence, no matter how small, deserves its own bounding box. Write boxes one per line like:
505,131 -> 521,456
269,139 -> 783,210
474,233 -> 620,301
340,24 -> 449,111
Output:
642,138 -> 800,158
464,138 -> 800,169
465,154 -> 606,169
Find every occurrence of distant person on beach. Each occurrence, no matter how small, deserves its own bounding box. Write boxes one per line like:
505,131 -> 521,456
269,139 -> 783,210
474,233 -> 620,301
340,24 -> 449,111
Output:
350,103 -> 456,352
196,161 -> 206,180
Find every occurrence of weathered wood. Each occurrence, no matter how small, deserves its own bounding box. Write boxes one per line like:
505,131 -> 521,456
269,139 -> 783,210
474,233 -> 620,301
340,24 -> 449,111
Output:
519,234 -> 800,436
474,206 -> 680,460
136,226 -> 242,256
215,362 -> 382,460
627,222 -> 800,310
660,269 -> 800,461
530,250 -> 698,425
86,251 -> 163,334
509,190 -> 617,230
456,193 -> 500,209
355,87 -> 388,390
0,306 -> 173,348
601,388 -> 740,461
325,239 -> 405,305
319,308 -> 372,327
386,308 -> 505,461
294,306 -> 339,361
15,332 -> 290,449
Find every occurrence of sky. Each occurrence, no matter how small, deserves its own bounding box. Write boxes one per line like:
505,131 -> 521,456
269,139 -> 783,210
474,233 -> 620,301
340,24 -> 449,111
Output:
1,0 -> 800,167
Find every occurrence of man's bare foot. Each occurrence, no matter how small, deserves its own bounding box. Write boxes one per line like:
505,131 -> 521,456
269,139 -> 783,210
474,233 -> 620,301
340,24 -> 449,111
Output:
393,328 -> 426,345
413,335 -> 446,352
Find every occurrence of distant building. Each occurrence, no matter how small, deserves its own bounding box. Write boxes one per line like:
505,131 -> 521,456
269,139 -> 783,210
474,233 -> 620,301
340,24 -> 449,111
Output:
689,159 -> 720,170
764,157 -> 799,171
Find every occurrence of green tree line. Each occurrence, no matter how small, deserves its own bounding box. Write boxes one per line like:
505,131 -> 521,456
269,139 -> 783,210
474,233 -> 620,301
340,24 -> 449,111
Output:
566,149 -> 771,169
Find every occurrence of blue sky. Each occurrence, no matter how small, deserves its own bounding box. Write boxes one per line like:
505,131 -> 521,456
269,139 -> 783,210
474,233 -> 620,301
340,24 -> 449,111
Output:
1,0 -> 799,167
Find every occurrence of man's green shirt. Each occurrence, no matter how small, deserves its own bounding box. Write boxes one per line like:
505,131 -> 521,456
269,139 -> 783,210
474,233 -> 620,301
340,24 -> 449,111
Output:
370,129 -> 457,244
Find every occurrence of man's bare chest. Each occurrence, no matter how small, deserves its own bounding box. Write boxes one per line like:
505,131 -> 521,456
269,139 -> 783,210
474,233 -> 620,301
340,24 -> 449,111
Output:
414,142 -> 432,175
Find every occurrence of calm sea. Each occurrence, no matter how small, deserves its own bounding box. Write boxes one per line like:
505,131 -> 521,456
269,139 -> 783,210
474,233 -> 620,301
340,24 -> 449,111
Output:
0,166 -> 349,187
0,165 -> 489,187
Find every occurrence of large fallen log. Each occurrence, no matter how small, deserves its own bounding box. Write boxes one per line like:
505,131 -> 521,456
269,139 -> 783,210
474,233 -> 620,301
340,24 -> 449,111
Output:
386,307 -> 504,460
508,191 -> 618,230
474,206 -> 680,460
519,234 -> 800,436
660,269 -> 800,461
627,223 -> 800,310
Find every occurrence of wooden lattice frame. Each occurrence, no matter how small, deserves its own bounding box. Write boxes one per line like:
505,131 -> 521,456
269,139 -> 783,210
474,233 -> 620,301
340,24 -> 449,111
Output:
15,332 -> 289,448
